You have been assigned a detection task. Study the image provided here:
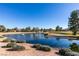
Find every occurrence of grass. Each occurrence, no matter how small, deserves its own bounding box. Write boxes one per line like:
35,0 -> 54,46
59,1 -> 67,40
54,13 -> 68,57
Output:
49,31 -> 79,37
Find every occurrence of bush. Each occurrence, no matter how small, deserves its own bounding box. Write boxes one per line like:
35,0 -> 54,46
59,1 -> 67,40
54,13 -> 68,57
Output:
32,44 -> 41,48
2,42 -> 25,51
70,43 -> 79,52
10,40 -> 16,42
2,39 -> 16,42
59,49 -> 67,55
36,46 -> 51,51
58,48 -> 79,56
59,48 -> 72,56
1,42 -> 16,48
2,39 -> 10,42
32,44 -> 51,52
1,46 -> 11,48
7,45 -> 25,51
0,36 -> 4,38
7,42 -> 16,47
16,40 -> 25,43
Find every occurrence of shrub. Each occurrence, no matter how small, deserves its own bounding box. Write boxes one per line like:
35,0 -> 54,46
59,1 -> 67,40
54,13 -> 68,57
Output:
59,49 -> 67,55
36,45 -> 51,51
59,48 -> 71,56
1,42 -> 16,48
2,39 -> 16,42
7,42 -> 16,47
0,36 -> 4,38
16,40 -> 25,43
7,45 -> 25,51
58,48 -> 79,56
10,40 -> 16,42
1,46 -> 11,48
70,43 -> 79,52
32,44 -> 41,48
2,39 -> 10,42
2,42 -> 25,51
32,44 -> 51,52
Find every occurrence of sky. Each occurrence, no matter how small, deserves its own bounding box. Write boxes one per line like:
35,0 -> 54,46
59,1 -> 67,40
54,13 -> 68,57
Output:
0,3 -> 79,29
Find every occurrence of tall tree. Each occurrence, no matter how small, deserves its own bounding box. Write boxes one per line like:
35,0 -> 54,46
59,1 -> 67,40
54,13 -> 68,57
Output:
25,27 -> 31,32
68,10 -> 79,35
0,25 -> 6,32
21,28 -> 25,32
32,27 -> 39,32
55,25 -> 62,31
13,27 -> 19,32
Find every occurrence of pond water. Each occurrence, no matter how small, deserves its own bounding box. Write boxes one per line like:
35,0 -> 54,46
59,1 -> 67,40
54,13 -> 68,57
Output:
4,33 -> 79,48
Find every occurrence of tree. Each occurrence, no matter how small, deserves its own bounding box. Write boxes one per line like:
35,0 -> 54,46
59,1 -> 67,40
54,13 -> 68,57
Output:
68,10 -> 79,35
40,28 -> 43,32
32,27 -> 39,32
32,27 -> 36,32
0,25 -> 6,32
55,25 -> 62,31
6,28 -> 11,32
25,27 -> 31,32
47,28 -> 53,32
43,28 -> 47,32
13,27 -> 19,32
21,28 -> 25,32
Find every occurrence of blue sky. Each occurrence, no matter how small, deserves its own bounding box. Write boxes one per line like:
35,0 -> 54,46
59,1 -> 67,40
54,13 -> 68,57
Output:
0,3 -> 79,29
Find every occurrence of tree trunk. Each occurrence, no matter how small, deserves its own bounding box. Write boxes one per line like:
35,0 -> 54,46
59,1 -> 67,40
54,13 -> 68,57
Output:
73,31 -> 77,35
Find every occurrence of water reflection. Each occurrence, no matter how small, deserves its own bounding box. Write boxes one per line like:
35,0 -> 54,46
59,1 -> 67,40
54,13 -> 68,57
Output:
68,38 -> 78,41
44,35 -> 48,39
32,33 -> 38,39
56,37 -> 60,41
4,33 -> 79,48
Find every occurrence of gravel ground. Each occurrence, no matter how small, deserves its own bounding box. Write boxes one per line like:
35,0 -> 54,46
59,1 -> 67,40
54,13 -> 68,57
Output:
0,42 -> 59,56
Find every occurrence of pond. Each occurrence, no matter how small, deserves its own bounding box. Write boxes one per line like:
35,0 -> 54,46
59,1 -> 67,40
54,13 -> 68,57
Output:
4,33 -> 79,48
